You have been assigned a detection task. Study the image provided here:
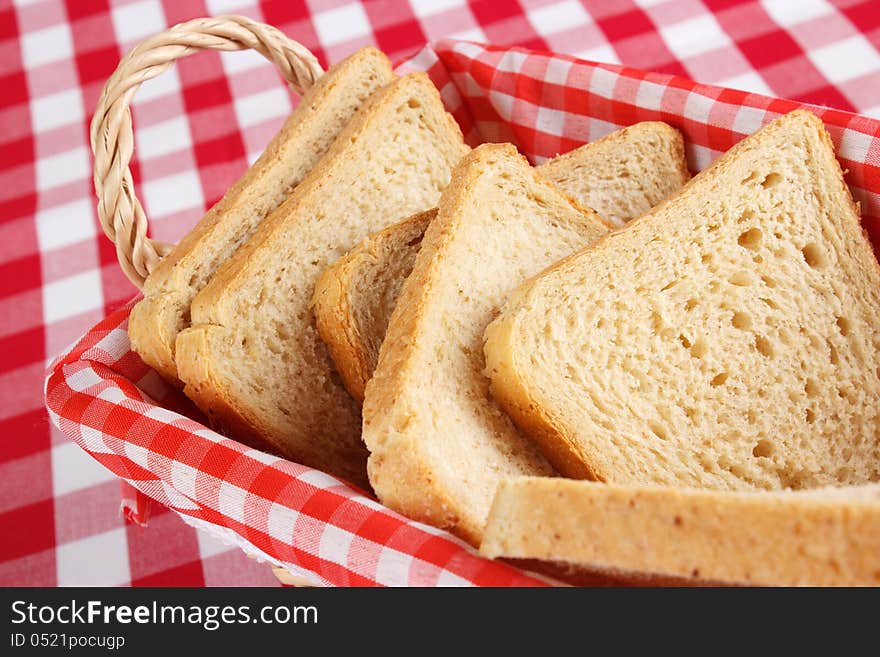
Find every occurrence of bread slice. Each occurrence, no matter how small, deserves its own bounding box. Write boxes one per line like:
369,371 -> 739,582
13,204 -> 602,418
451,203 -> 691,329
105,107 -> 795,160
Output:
361,143 -> 613,544
484,110 -> 880,489
480,477 -> 880,586
128,47 -> 393,385
175,73 -> 468,489
315,122 -> 688,401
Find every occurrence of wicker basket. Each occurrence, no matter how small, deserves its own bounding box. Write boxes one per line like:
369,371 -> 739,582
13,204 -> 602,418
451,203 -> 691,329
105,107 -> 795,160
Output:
90,15 -> 331,586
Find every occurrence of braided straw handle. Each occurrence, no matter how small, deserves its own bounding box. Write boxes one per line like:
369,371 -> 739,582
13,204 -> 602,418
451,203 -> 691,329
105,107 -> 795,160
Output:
90,15 -> 324,289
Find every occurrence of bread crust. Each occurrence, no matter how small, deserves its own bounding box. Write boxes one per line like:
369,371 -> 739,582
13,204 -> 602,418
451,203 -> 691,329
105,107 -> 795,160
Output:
176,72 -> 467,488
129,47 -> 394,385
313,209 -> 436,402
481,477 -> 880,586
363,144 -> 610,545
317,121 -> 690,406
484,110 -> 880,485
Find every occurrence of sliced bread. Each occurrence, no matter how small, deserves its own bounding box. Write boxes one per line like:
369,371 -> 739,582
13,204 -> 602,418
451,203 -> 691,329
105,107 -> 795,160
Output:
128,47 -> 394,385
484,110 -> 880,488
175,73 -> 468,489
480,477 -> 880,586
315,122 -> 689,401
361,143 -> 612,545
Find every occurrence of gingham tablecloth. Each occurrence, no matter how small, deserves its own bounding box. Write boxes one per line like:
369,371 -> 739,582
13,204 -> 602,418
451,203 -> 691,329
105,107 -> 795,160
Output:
3,0 -> 880,587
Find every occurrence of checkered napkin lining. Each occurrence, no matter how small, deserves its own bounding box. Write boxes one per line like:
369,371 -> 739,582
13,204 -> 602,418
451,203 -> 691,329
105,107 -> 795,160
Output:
44,40 -> 880,588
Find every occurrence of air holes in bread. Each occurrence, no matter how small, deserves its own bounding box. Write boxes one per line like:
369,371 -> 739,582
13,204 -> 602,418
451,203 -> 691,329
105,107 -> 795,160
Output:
729,271 -> 753,286
760,172 -> 782,188
752,439 -> 773,458
685,298 -> 698,311
836,316 -> 851,336
690,338 -> 707,359
648,421 -> 669,440
710,372 -> 728,387
755,335 -> 774,358
738,227 -> 763,250
732,311 -> 752,330
802,243 -> 826,268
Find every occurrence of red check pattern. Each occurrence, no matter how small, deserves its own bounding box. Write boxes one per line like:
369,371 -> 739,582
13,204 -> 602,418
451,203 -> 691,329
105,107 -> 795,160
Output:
4,0 -> 880,586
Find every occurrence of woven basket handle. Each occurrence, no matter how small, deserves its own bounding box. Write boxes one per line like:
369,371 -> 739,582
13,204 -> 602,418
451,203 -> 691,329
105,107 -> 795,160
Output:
89,15 -> 324,289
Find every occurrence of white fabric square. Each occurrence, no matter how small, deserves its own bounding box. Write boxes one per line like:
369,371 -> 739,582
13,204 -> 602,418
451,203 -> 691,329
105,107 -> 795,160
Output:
134,117 -> 192,161
635,80 -> 666,110
43,270 -> 103,324
65,367 -> 102,393
111,0 -> 167,45
529,1 -> 591,36
56,528 -> 130,586
410,0 -> 466,17
375,547 -> 413,586
36,146 -> 89,190
142,170 -> 204,218
96,387 -> 126,404
312,3 -> 371,47
489,89 -> 514,120
434,569 -> 471,586
587,66 -> 619,99
808,36 -> 880,85
267,502 -> 299,541
690,143 -> 717,172
31,88 -> 84,133
143,405 -> 180,424
296,469 -> 341,489
732,105 -> 770,135
51,441 -> 117,497
864,105 -> 880,120
839,128 -> 873,163
544,57 -> 573,86
234,87 -> 292,129
219,48 -> 270,76
170,462 -> 198,499
195,524 -> 237,560
683,92 -> 714,124
318,524 -> 355,565
35,199 -> 95,252
205,0 -> 256,13
576,43 -> 620,65
218,481 -> 247,522
536,105 -> 566,136
79,424 -> 109,454
761,0 -> 833,27
588,117 -> 617,141
135,66 -> 181,103
21,23 -> 73,68
449,26 -> 487,43
123,441 -> 150,469
496,50 -> 528,74
660,14 -> 731,60
716,71 -> 774,96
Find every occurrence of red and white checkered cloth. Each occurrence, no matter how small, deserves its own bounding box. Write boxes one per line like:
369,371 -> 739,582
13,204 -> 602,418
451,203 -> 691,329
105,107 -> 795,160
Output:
44,36 -> 880,586
4,0 -> 880,587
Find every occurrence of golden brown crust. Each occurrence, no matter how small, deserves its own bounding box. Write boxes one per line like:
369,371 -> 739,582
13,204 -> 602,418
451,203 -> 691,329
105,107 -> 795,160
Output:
481,478 -> 880,586
176,72 -> 466,491
175,325 -> 372,490
484,109 -> 875,483
128,47 -> 393,385
363,144 -> 608,545
313,209 -> 437,402
318,121 -> 689,406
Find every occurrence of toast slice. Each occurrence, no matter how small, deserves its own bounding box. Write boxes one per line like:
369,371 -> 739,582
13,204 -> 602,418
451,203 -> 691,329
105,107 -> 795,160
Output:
128,47 -> 394,385
480,477 -> 880,586
175,73 -> 468,489
484,110 -> 880,488
314,122 -> 688,401
361,143 -> 612,544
